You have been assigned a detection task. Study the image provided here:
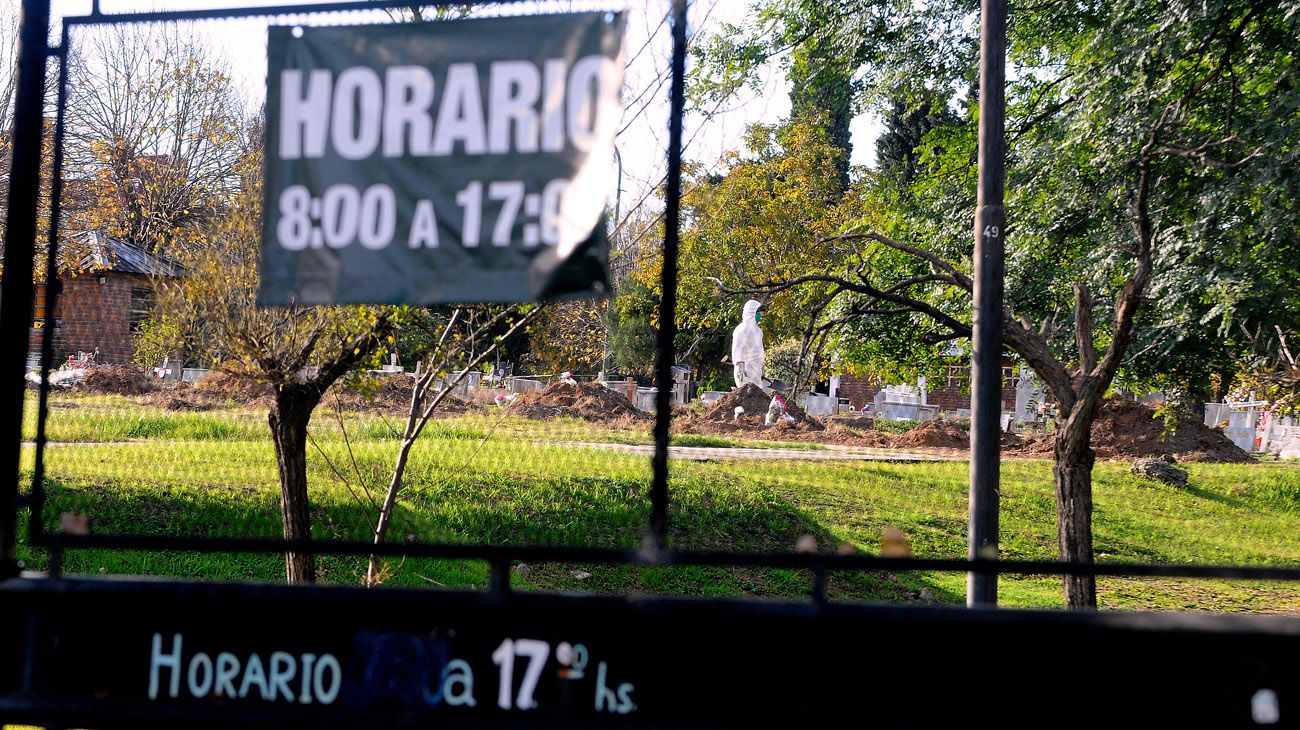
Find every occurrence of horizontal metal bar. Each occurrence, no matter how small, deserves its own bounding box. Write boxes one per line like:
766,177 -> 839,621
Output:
9,574 -> 1300,635
29,532 -> 1300,582
60,0 -> 602,26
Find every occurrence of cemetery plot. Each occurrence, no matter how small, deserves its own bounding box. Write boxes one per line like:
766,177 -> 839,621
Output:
29,366 -> 1253,461
17,368 -> 1299,612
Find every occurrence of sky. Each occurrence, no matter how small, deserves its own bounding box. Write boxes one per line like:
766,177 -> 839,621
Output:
46,0 -> 881,219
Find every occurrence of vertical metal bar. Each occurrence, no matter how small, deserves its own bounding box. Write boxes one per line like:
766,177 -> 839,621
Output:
0,0 -> 53,580
648,0 -> 688,551
603,147 -> 624,377
48,541 -> 63,579
31,27 -> 71,545
613,146 -> 623,226
490,558 -> 510,596
967,0 -> 1007,607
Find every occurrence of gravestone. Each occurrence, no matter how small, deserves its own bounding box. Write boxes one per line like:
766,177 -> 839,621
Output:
800,393 -> 836,417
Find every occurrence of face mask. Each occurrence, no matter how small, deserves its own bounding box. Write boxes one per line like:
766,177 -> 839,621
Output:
754,312 -> 763,324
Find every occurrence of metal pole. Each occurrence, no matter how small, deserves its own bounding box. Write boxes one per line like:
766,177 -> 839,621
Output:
648,0 -> 688,551
602,146 -> 623,376
30,22 -> 71,546
613,146 -> 623,226
967,0 -> 1006,607
0,0 -> 53,579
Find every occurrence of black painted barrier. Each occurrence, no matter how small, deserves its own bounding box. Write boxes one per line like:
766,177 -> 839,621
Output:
2,576 -> 1298,728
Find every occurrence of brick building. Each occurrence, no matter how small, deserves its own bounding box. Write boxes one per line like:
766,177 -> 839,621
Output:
833,359 -> 1020,413
28,234 -> 181,366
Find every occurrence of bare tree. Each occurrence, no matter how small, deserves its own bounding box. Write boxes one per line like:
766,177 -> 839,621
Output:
363,304 -> 544,585
381,5 -> 472,24
0,5 -> 59,251
0,7 -> 21,137
63,23 -> 245,253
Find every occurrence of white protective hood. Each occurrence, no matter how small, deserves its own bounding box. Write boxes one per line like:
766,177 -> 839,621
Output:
731,299 -> 765,387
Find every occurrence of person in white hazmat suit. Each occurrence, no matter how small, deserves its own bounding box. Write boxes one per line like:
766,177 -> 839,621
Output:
731,300 -> 765,388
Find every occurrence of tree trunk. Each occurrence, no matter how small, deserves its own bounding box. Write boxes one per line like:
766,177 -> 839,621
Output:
1053,400 -> 1099,609
1213,367 -> 1235,403
1186,369 -> 1211,422
270,386 -> 318,584
367,433 -> 415,585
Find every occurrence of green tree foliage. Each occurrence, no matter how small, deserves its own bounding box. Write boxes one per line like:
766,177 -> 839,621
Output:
410,305 -> 534,375
875,97 -> 961,190
609,279 -> 658,377
631,115 -> 877,382
694,0 -> 1300,607
523,299 -> 609,375
765,337 -> 825,390
789,41 -> 855,190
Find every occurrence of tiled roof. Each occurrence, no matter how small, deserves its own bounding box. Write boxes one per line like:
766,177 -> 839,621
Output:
80,232 -> 184,276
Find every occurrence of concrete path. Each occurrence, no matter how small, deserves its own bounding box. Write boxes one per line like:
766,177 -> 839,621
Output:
557,441 -> 959,462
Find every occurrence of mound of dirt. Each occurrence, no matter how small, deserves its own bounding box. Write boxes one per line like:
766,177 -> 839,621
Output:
762,418 -> 869,443
323,374 -> 415,413
1015,397 -> 1251,462
839,427 -> 896,448
79,365 -> 152,396
330,375 -> 475,415
700,383 -> 818,426
192,371 -> 272,404
893,420 -> 969,449
138,385 -> 215,411
512,381 -> 648,422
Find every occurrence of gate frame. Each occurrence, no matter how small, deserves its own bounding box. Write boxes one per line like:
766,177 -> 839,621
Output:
1,1 -> 1299,726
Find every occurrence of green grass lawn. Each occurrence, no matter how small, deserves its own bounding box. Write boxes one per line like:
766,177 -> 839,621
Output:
14,392 -> 1300,612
